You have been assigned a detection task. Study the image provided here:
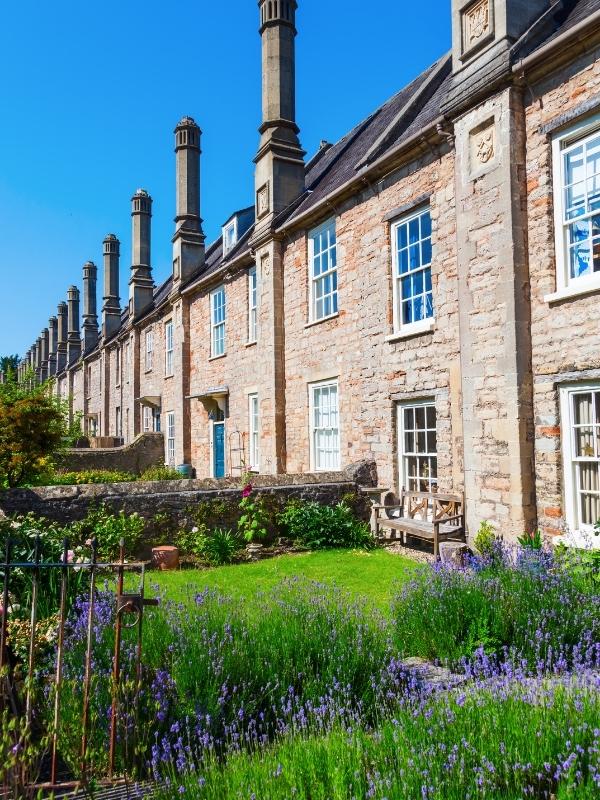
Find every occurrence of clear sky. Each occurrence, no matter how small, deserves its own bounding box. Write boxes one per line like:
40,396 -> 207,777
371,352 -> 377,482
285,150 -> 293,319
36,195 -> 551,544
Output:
0,0 -> 450,358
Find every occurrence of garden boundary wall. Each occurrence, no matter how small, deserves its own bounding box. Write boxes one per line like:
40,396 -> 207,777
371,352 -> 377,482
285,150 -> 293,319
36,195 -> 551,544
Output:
60,432 -> 165,475
0,461 -> 377,556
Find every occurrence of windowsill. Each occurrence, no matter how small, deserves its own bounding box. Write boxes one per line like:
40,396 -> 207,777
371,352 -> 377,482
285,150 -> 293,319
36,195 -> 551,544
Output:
245,340 -> 257,348
164,373 -> 174,380
385,319 -> 435,342
145,368 -> 153,374
305,312 -> 339,330
209,353 -> 227,362
544,278 -> 600,304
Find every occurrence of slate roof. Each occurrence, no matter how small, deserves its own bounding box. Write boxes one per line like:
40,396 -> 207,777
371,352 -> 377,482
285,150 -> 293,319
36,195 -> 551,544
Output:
539,0 -> 600,48
513,0 -> 600,61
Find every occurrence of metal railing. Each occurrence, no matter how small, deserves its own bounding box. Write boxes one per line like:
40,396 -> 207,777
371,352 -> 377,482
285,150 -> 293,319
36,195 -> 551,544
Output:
0,536 -> 158,796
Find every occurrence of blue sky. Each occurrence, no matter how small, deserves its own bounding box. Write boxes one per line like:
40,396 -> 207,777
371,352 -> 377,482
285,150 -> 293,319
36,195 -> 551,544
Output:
0,1 -> 450,357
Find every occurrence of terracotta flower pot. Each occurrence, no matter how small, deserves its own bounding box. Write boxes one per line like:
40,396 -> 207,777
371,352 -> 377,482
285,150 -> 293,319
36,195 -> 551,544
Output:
152,546 -> 180,571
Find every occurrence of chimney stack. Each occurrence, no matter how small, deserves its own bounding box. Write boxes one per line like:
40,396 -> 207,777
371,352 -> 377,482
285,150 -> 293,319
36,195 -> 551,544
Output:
82,260 -> 99,352
67,285 -> 81,365
129,189 -> 154,318
57,301 -> 68,373
102,234 -> 121,339
48,316 -> 58,376
40,328 -> 49,382
253,0 -> 305,231
34,338 -> 42,383
172,117 -> 205,286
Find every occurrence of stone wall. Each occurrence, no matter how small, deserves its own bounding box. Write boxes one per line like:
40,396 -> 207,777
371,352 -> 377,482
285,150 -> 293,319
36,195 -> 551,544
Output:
58,432 -> 164,475
0,461 -> 375,556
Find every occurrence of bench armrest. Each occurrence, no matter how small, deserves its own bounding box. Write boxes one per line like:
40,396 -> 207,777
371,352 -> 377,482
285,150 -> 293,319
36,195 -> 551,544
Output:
372,503 -> 403,510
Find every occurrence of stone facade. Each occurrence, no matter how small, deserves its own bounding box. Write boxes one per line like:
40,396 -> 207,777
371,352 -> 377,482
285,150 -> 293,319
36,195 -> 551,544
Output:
15,1 -> 600,542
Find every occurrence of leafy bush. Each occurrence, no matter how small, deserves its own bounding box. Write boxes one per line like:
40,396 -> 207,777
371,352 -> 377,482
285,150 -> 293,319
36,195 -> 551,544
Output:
45,469 -> 135,485
0,379 -> 66,488
199,528 -> 242,566
140,465 -> 183,482
278,500 -> 374,550
237,483 -> 270,542
473,520 -> 497,556
175,523 -> 211,559
391,549 -> 599,668
70,503 -> 144,560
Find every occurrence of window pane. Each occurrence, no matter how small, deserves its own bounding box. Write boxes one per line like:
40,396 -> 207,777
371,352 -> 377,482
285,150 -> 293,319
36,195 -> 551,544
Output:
574,393 -> 593,425
570,242 -> 591,279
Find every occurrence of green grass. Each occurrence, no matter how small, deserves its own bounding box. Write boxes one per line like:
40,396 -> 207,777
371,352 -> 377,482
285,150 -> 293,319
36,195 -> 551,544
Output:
149,548 -> 418,610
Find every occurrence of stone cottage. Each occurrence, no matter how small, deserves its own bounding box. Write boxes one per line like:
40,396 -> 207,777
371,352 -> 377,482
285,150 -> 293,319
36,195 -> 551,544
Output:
16,0 -> 600,542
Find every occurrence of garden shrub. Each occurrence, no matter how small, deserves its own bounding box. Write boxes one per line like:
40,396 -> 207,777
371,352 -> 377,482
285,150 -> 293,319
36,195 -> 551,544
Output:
237,482 -> 270,542
45,469 -> 135,485
199,528 -> 243,566
70,503 -> 144,560
0,379 -> 66,488
473,519 -> 497,556
140,465 -> 183,482
278,500 -> 374,550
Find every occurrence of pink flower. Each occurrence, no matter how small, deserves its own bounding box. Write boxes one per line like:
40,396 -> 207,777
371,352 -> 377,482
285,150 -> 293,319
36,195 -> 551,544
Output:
242,484 -> 253,498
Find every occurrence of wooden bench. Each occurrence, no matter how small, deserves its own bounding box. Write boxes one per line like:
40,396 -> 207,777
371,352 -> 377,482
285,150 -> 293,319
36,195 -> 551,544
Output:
373,490 -> 465,557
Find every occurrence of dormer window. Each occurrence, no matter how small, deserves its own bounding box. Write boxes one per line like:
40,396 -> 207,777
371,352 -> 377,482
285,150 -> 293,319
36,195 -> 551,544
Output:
223,219 -> 238,256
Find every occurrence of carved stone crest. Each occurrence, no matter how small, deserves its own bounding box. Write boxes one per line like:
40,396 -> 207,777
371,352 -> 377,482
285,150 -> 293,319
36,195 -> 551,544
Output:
257,183 -> 270,218
470,121 -> 496,173
463,0 -> 490,52
261,252 -> 271,277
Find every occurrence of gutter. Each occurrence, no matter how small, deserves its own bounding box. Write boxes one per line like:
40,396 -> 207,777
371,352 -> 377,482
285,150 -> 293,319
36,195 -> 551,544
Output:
512,8 -> 600,74
275,114 -> 446,234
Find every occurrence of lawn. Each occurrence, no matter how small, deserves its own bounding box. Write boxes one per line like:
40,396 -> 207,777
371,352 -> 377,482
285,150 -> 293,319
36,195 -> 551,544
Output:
149,548 -> 419,610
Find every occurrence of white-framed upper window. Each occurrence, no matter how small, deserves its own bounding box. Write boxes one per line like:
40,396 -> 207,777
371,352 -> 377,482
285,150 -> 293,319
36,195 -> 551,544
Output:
553,115 -> 600,293
125,341 -> 131,384
115,347 -> 121,385
392,206 -> 433,331
398,400 -> 437,493
115,406 -> 122,438
310,380 -> 340,471
166,411 -> 176,466
248,266 -> 258,343
309,218 -> 338,322
211,286 -> 226,357
142,405 -> 153,433
145,329 -> 154,371
222,219 -> 237,256
560,384 -> 600,532
165,320 -> 174,376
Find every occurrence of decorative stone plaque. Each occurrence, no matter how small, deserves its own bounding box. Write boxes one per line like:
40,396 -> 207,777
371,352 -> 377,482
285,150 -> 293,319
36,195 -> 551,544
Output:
257,182 -> 270,218
261,252 -> 271,277
470,120 -> 496,174
462,0 -> 491,55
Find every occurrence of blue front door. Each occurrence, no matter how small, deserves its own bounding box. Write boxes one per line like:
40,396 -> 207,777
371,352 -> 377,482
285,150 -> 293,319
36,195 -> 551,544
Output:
213,422 -> 225,478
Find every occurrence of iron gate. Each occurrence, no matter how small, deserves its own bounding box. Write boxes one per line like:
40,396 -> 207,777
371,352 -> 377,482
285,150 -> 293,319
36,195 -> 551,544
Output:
0,535 -> 158,797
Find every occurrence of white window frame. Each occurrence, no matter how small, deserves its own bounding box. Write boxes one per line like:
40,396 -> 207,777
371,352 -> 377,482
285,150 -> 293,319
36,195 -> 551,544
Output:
397,399 -> 437,494
165,320 -> 174,376
125,341 -> 131,384
145,328 -> 154,371
142,405 -> 153,433
552,113 -> 600,298
559,383 -> 600,534
309,379 -> 340,471
211,286 -> 226,358
115,347 -> 121,386
308,218 -> 338,323
248,393 -> 260,471
166,411 -> 176,466
248,266 -> 258,343
222,218 -> 238,256
115,406 -> 122,438
391,206 -> 434,335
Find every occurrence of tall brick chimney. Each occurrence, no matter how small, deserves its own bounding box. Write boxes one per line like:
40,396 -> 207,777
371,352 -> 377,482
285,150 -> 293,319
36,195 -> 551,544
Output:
56,301 -> 68,373
129,189 -> 154,318
34,337 -> 42,383
172,117 -> 205,287
48,316 -> 58,376
40,328 -> 50,382
82,260 -> 99,352
102,234 -> 121,339
253,0 -> 305,236
67,285 -> 81,365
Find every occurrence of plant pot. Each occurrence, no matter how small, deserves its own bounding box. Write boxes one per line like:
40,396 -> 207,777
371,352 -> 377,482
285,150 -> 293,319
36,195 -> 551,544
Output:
245,543 -> 264,562
152,546 -> 180,570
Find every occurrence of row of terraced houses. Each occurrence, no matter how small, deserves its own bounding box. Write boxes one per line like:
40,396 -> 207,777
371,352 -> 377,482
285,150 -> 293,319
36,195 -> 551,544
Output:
13,0 -> 600,542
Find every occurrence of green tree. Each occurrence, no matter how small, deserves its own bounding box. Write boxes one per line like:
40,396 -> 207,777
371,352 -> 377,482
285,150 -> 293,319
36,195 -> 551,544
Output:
0,355 -> 20,380
0,379 -> 66,488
